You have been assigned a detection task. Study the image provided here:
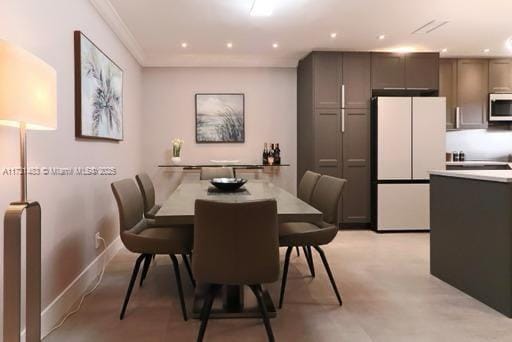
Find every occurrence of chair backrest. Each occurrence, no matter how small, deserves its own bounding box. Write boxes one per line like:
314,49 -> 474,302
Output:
135,173 -> 156,216
297,170 -> 321,203
310,175 -> 347,225
193,199 -> 280,285
111,179 -> 144,233
200,167 -> 235,180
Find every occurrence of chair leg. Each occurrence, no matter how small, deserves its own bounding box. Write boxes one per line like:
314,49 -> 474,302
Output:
120,254 -> 146,320
303,246 -> 315,278
312,245 -> 342,306
139,254 -> 153,287
278,246 -> 293,309
197,284 -> 219,342
170,254 -> 188,321
249,285 -> 275,342
182,253 -> 196,287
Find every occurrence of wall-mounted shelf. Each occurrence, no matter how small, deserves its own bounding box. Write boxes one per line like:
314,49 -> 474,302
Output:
158,164 -> 290,170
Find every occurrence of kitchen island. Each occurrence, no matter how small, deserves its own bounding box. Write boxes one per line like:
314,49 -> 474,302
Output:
429,170 -> 512,317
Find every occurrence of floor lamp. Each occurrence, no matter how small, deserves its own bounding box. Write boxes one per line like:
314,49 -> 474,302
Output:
0,40 -> 57,342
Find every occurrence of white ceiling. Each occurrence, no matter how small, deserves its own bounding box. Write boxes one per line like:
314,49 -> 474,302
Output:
92,0 -> 512,67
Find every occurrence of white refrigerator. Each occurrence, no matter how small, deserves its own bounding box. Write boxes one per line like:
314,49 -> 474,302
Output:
372,97 -> 446,231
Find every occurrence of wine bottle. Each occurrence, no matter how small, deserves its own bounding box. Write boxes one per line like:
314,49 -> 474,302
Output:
268,143 -> 275,165
262,143 -> 268,165
274,143 -> 281,165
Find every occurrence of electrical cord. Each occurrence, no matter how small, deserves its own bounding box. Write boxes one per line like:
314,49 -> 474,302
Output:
44,236 -> 108,339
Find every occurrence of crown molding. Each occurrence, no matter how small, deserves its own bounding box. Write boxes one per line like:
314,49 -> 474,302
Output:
143,54 -> 299,68
89,0 -> 299,68
90,0 -> 146,65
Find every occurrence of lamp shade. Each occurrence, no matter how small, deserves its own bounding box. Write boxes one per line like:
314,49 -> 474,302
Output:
0,39 -> 57,130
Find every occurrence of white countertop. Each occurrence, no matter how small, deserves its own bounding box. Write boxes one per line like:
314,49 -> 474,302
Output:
446,161 -> 510,166
430,170 -> 512,183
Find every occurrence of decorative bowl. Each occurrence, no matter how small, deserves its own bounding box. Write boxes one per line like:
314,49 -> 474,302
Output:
209,178 -> 247,191
210,160 -> 240,164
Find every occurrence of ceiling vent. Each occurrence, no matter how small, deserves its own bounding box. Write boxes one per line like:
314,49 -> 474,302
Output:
412,20 -> 449,34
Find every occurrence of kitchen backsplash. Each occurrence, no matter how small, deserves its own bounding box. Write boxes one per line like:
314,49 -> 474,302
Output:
446,128 -> 512,161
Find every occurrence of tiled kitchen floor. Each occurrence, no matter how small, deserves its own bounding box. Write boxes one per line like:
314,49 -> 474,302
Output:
44,231 -> 512,341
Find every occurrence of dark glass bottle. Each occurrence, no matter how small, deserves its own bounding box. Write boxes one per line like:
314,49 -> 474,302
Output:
274,143 -> 281,165
262,143 -> 268,165
268,143 -> 275,165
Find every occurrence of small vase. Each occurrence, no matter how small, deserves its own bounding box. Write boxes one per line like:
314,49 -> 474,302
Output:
171,156 -> 182,164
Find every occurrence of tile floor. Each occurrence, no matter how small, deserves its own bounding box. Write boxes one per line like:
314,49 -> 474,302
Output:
44,231 -> 512,342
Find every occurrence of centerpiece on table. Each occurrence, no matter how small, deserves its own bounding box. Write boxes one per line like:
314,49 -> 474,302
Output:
171,138 -> 184,164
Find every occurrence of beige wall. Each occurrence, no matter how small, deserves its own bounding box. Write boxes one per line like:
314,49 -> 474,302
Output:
0,1 -> 298,335
141,67 -> 297,201
0,0 -> 143,332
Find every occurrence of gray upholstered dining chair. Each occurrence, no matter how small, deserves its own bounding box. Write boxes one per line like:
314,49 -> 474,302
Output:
135,173 -> 161,219
199,166 -> 235,180
135,172 -> 195,287
278,175 -> 346,308
193,199 -> 280,342
111,179 -> 195,321
297,170 -> 321,203
295,170 -> 321,263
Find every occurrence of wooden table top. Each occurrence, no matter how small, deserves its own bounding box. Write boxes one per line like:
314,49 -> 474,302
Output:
155,180 -> 322,225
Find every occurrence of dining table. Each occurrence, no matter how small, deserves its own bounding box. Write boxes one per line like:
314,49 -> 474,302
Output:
155,179 -> 323,319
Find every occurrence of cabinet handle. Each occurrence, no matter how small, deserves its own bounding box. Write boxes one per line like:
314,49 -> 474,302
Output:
407,87 -> 431,90
455,107 -> 461,129
383,87 -> 406,90
341,109 -> 345,133
341,84 -> 345,108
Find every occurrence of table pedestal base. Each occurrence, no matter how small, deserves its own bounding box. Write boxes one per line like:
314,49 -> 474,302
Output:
192,284 -> 276,319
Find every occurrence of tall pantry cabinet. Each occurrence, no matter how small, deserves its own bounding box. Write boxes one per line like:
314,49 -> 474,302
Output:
297,52 -> 371,226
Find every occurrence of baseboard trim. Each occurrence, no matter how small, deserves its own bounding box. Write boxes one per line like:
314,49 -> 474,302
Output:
19,236 -> 123,341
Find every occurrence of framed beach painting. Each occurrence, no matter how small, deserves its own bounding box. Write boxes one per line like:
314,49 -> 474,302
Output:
74,31 -> 123,141
195,93 -> 245,143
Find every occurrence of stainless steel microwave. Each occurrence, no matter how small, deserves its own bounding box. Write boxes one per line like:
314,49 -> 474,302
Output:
489,93 -> 512,121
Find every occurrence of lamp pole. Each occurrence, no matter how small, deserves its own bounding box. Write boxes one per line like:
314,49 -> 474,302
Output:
20,121 -> 27,202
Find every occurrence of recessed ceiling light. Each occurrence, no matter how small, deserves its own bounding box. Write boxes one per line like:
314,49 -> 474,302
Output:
181,42 -> 188,48
250,0 -> 273,16
389,47 -> 416,53
227,42 -> 233,49
441,48 -> 448,53
272,42 -> 279,48
330,33 -> 337,39
378,34 -> 386,40
483,48 -> 491,53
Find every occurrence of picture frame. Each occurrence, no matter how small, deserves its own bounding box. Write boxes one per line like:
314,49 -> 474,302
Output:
195,93 -> 245,143
74,31 -> 124,141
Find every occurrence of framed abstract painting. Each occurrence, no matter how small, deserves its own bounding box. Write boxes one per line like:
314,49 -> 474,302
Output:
74,31 -> 123,141
195,93 -> 245,143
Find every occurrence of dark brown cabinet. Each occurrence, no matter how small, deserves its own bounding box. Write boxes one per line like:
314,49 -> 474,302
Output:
371,53 -> 405,89
341,108 -> 370,223
405,53 -> 439,89
298,51 -> 371,226
457,59 -> 488,129
439,59 -> 458,129
372,52 -> 439,90
315,109 -> 341,177
313,52 -> 342,108
489,59 -> 512,93
343,53 -> 371,108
